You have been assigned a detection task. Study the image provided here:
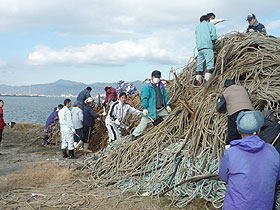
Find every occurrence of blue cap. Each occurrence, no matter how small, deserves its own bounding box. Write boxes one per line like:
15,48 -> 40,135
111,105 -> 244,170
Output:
73,101 -> 82,106
236,111 -> 264,134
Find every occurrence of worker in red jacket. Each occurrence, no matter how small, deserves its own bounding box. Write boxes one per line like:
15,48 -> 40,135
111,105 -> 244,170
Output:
0,100 -> 6,145
104,86 -> 117,103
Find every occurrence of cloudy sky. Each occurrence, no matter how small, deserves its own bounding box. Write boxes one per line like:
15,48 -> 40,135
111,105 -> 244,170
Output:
0,0 -> 279,85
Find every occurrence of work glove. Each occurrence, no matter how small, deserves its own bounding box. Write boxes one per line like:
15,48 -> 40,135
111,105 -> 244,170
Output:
72,128 -> 76,134
166,106 -> 172,113
114,119 -> 121,125
101,111 -> 106,116
143,109 -> 148,116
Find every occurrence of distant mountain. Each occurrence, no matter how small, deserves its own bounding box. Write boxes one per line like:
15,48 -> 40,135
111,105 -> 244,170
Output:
0,79 -> 145,96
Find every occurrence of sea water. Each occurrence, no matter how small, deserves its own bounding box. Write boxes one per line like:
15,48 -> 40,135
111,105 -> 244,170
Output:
0,96 -> 75,124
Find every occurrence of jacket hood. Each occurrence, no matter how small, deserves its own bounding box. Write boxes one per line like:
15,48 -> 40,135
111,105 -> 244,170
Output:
230,135 -> 265,153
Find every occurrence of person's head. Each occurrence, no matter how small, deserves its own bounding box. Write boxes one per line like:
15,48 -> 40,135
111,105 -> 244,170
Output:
119,92 -> 127,103
207,12 -> 215,20
104,87 -> 111,94
86,87 -> 92,92
73,101 -> 82,108
236,111 -> 264,138
247,13 -> 256,26
64,99 -> 72,108
224,79 -> 235,88
0,100 -> 3,108
86,97 -> 94,107
57,104 -> 63,110
151,70 -> 161,84
200,15 -> 210,23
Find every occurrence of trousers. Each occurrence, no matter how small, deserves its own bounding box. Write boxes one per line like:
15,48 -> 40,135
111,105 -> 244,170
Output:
83,126 -> 93,143
105,122 -> 120,143
60,126 -> 74,150
132,108 -> 169,137
196,48 -> 214,73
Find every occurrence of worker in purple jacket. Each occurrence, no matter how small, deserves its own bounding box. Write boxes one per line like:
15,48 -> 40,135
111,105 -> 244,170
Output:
219,111 -> 280,210
43,104 -> 63,145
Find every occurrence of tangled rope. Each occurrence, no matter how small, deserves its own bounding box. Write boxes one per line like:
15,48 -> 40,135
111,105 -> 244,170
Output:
76,32 -> 280,208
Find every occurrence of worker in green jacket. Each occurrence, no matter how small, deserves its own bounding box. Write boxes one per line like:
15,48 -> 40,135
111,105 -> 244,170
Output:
131,70 -> 171,140
195,15 -> 217,86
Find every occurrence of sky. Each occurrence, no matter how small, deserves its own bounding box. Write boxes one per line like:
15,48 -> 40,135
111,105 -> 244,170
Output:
0,0 -> 279,86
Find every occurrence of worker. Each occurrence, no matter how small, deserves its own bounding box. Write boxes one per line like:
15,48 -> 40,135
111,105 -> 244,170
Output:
219,111 -> 280,210
58,99 -> 76,159
246,13 -> 266,33
105,92 -> 142,143
131,70 -> 171,140
104,86 -> 117,104
216,80 -> 254,147
43,104 -> 63,145
195,15 -> 217,86
0,100 -> 6,146
77,87 -> 92,110
78,97 -> 103,152
71,101 -> 83,149
207,12 -> 224,25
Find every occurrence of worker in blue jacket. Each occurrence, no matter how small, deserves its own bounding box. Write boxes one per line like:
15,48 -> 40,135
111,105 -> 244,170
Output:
195,15 -> 217,86
131,70 -> 171,140
246,13 -> 266,34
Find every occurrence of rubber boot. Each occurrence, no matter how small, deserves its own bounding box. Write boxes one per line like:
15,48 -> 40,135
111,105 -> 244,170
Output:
84,143 -> 92,152
68,150 -> 77,159
62,149 -> 69,158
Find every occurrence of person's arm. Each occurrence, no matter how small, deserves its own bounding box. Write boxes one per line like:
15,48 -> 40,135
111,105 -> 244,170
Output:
127,104 -> 142,115
216,95 -> 226,113
218,151 -> 229,183
79,110 -> 83,124
89,109 -> 100,119
111,88 -> 118,101
162,87 -> 170,107
141,85 -> 150,110
65,110 -> 74,129
209,24 -> 217,42
85,91 -> 91,99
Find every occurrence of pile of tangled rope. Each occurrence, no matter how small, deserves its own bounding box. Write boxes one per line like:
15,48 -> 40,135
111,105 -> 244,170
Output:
77,32 -> 280,208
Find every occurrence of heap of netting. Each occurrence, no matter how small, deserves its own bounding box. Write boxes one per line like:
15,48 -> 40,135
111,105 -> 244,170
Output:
79,32 -> 280,208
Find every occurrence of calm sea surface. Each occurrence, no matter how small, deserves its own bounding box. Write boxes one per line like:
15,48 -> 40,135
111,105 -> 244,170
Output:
0,96 -> 75,124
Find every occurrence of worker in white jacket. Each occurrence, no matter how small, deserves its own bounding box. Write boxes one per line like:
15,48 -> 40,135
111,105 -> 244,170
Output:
105,92 -> 142,143
58,98 -> 76,159
71,101 -> 83,149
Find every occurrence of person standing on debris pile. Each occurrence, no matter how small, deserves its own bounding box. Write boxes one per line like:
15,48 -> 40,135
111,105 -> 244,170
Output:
216,80 -> 254,147
195,15 -> 217,86
104,86 -> 117,104
131,70 -> 171,141
219,111 -> 280,210
43,104 -> 63,145
71,101 -> 83,149
0,100 -> 6,146
77,97 -> 105,152
246,13 -> 266,34
105,92 -> 142,143
207,12 -> 224,25
58,99 -> 77,159
77,87 -> 92,110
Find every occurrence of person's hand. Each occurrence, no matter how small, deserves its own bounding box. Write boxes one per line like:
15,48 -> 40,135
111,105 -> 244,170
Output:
72,128 -> 76,134
114,119 -> 120,125
143,109 -> 148,116
166,106 -> 172,113
101,111 -> 106,116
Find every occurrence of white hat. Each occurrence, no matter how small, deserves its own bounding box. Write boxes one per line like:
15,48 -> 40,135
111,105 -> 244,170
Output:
86,97 -> 94,103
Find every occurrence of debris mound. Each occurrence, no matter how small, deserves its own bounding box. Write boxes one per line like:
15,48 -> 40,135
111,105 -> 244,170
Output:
79,32 -> 280,208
